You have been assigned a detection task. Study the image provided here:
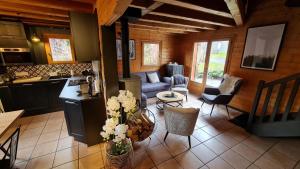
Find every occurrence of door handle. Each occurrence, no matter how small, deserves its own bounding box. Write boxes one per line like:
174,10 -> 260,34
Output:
65,100 -> 78,105
22,83 -> 33,86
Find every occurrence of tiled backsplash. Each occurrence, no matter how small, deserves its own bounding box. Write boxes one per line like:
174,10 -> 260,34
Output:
6,63 -> 92,77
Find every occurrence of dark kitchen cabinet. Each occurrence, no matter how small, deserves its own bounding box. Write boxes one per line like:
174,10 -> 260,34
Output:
48,80 -> 66,110
63,100 -> 86,141
11,83 -> 48,113
70,12 -> 100,62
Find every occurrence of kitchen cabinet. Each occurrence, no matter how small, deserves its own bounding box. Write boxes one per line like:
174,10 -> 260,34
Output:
70,12 -> 100,62
63,100 -> 86,141
8,79 -> 67,115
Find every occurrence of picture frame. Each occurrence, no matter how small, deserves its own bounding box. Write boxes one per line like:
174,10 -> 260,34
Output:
116,39 -> 136,60
240,23 -> 286,71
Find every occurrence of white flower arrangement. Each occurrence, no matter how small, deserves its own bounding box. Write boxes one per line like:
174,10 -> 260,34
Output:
100,90 -> 137,155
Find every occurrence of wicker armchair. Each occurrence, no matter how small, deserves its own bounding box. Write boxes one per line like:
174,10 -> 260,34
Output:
163,107 -> 199,149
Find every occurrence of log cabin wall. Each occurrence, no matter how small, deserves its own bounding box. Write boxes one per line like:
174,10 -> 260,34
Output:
174,0 -> 300,113
116,26 -> 178,75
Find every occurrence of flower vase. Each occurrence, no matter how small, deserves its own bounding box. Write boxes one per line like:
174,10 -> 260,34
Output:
106,139 -> 132,168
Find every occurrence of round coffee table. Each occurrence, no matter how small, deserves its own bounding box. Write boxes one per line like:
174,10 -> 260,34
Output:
156,91 -> 184,110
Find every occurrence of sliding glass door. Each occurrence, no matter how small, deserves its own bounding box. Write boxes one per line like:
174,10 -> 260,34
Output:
192,40 -> 230,89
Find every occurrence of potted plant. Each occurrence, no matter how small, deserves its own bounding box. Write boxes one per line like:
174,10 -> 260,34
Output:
100,90 -> 137,168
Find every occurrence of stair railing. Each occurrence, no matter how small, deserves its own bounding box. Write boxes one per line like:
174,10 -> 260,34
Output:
247,73 -> 300,128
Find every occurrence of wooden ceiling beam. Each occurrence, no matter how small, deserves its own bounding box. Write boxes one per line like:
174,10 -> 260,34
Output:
224,0 -> 245,26
132,21 -> 201,32
129,24 -> 186,34
0,0 -> 93,13
154,0 -> 233,18
22,21 -> 69,28
0,2 -> 69,18
142,2 -> 164,16
0,10 -> 69,22
150,4 -> 235,27
141,14 -> 217,30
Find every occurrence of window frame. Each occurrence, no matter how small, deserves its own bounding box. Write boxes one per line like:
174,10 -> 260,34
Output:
141,41 -> 161,67
44,34 -> 76,64
191,38 -> 231,84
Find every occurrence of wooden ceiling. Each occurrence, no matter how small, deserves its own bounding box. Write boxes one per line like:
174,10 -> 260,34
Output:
0,0 -> 247,34
129,0 -> 247,33
0,0 -> 96,28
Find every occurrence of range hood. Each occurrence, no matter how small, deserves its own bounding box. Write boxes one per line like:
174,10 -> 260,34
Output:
0,21 -> 30,49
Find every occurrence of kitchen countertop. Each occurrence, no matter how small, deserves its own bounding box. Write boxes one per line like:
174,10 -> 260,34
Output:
59,77 -> 100,101
0,76 -> 70,86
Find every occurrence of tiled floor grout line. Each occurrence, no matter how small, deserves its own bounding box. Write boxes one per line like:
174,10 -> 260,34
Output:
50,117 -> 64,169
24,115 -> 50,169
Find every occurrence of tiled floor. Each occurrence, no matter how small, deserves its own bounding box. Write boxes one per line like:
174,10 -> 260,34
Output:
2,94 -> 300,169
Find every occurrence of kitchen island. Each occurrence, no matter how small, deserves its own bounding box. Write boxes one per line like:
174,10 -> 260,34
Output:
59,77 -> 106,146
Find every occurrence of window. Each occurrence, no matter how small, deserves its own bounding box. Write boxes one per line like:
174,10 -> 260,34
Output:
44,34 -> 75,64
191,40 -> 230,87
192,42 -> 208,83
142,42 -> 160,66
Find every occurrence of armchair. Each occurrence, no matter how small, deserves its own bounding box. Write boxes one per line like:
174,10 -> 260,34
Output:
171,74 -> 189,101
163,107 -> 199,149
199,74 -> 242,118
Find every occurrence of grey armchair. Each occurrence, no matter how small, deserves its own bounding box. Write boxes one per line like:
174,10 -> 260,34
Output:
199,75 -> 242,118
171,74 -> 189,101
163,107 -> 199,149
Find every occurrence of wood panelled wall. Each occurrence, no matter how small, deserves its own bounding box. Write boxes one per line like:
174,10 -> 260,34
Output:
116,26 -> 178,75
174,0 -> 300,113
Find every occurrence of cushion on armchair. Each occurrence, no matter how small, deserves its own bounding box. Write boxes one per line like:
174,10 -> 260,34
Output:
219,74 -> 241,94
173,74 -> 185,85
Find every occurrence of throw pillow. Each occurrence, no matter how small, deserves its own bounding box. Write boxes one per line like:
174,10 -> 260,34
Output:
147,72 -> 160,83
219,74 -> 241,94
173,74 -> 185,85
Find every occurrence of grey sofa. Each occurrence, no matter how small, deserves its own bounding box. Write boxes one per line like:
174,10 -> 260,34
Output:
133,71 -> 171,98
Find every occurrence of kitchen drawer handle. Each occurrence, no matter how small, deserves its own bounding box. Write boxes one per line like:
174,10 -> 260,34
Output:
51,81 -> 60,84
65,100 -> 78,105
22,83 -> 33,86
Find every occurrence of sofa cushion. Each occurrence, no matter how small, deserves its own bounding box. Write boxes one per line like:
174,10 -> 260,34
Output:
133,72 -> 147,83
142,82 -> 170,93
147,72 -> 160,83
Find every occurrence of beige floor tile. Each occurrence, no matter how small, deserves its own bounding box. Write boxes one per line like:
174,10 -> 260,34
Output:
133,151 -> 155,169
27,121 -> 47,129
37,131 -> 60,145
42,122 -> 62,134
191,144 -> 217,164
30,114 -> 49,123
20,127 -> 43,138
26,153 -> 55,169
157,159 -> 182,169
221,149 -> 251,169
57,136 -> 78,151
18,136 -> 39,149
226,127 -> 250,142
242,135 -> 277,154
255,148 -> 297,169
53,160 -> 78,169
60,129 -> 70,139
149,134 -> 162,148
199,165 -> 209,169
247,164 -> 260,169
53,147 -> 79,167
31,140 -> 58,158
201,125 -> 223,136
204,138 -> 229,155
14,160 -> 28,169
215,132 -> 239,148
195,119 -> 208,128
79,152 -> 104,169
211,119 -> 235,131
207,157 -> 234,169
79,143 -> 101,158
295,162 -> 300,169
273,139 -> 300,161
147,144 -> 172,165
192,129 -> 213,142
180,135 -> 201,148
175,151 -> 204,169
163,134 -> 188,156
16,146 -> 35,163
232,143 -> 262,162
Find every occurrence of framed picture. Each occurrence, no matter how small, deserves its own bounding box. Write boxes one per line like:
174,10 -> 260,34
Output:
116,39 -> 136,60
241,23 -> 286,71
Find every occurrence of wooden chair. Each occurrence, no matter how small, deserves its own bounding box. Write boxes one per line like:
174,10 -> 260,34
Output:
0,127 -> 20,169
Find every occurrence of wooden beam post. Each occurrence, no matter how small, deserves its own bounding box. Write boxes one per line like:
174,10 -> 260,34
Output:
224,0 -> 245,26
121,17 -> 130,78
